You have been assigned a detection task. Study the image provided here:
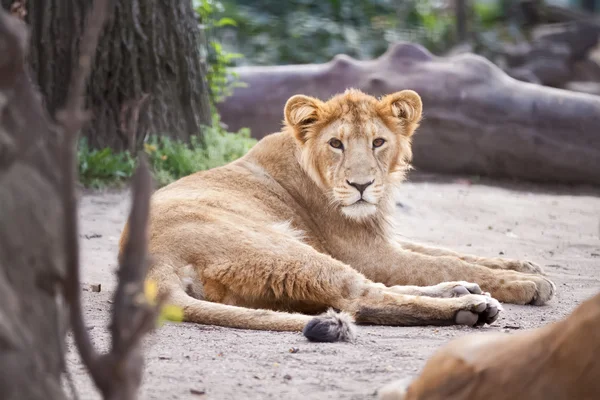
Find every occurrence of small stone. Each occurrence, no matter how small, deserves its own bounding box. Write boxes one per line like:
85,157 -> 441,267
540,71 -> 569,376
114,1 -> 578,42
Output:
283,374 -> 292,380
289,347 -> 299,353
190,388 -> 205,396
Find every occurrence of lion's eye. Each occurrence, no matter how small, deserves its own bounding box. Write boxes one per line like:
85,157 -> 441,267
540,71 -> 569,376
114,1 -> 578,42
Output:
373,138 -> 386,148
329,138 -> 344,150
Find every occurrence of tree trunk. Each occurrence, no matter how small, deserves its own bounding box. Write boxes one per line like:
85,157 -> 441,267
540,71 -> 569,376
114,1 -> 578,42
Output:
216,43 -> 600,186
19,0 -> 212,152
455,0 -> 468,42
0,10 -> 68,400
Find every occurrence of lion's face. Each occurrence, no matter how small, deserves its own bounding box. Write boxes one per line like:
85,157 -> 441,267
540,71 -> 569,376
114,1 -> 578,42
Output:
284,89 -> 422,220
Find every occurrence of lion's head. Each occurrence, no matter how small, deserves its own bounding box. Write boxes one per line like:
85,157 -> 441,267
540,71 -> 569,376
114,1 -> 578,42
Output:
283,88 -> 422,221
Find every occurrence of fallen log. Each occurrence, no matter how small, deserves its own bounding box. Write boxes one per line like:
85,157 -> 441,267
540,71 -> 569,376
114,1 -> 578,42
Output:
217,42 -> 600,185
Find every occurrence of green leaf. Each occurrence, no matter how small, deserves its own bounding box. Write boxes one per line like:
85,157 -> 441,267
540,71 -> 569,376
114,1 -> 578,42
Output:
160,304 -> 184,322
216,17 -> 237,27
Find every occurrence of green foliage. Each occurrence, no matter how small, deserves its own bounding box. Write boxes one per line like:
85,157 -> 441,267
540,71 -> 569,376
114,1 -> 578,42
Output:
470,1 -> 528,58
193,0 -> 246,103
78,120 -> 256,189
78,138 -> 136,188
473,1 -> 503,29
144,117 -> 255,187
205,0 -> 457,66
404,1 -> 456,54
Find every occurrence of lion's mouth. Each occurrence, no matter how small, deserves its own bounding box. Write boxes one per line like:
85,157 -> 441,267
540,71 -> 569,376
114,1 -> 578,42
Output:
341,200 -> 378,219
353,197 -> 376,205
347,198 -> 377,208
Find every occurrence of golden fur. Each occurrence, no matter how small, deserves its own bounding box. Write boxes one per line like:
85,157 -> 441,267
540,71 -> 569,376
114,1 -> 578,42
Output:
119,89 -> 556,341
378,291 -> 600,400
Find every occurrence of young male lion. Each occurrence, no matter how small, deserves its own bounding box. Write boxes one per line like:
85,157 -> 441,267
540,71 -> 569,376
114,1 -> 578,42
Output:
119,89 -> 555,342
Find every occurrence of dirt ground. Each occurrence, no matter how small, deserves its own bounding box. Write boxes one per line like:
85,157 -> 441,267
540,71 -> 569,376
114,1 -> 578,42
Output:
67,173 -> 600,400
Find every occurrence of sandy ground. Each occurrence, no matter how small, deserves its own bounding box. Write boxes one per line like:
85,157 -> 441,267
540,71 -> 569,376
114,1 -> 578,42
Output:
67,173 -> 600,399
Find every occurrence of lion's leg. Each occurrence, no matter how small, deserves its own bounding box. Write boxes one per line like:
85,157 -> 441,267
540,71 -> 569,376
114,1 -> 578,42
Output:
397,240 -> 545,275
359,242 -> 555,306
201,236 -> 501,327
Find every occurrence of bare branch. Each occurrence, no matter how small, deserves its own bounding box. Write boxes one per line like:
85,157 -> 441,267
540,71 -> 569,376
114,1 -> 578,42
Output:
90,155 -> 160,400
59,0 -> 111,383
55,2 -> 163,398
119,93 -> 151,152
111,153 -> 155,358
10,1 -> 27,21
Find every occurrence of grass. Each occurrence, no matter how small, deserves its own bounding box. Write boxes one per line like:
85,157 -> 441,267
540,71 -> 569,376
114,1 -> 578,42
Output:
78,123 -> 256,189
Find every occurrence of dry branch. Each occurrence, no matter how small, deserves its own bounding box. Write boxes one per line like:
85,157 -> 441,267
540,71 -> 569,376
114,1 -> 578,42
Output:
55,1 -> 162,399
59,0 -> 110,379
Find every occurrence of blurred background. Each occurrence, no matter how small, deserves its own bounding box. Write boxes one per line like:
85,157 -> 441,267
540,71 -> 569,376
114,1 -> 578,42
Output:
201,0 -> 600,94
4,0 -> 599,187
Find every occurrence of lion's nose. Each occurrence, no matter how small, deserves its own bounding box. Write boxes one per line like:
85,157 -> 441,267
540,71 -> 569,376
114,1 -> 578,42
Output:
346,180 -> 374,195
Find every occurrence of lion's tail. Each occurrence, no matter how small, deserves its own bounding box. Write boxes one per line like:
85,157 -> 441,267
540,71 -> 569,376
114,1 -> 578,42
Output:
158,272 -> 357,343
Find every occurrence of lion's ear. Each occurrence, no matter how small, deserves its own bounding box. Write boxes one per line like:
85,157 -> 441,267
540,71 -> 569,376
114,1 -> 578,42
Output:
380,90 -> 423,136
284,94 -> 323,143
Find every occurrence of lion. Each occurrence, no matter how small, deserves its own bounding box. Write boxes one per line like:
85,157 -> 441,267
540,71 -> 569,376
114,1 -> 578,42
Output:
377,291 -> 600,400
119,88 -> 555,342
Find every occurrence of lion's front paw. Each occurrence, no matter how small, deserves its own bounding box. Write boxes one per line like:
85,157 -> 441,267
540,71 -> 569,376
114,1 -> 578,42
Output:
489,274 -> 555,305
477,257 -> 546,275
427,281 -> 484,298
454,294 -> 502,327
512,260 -> 545,275
529,276 -> 556,305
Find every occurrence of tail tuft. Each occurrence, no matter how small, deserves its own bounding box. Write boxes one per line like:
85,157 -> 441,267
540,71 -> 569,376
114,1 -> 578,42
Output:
302,309 -> 357,342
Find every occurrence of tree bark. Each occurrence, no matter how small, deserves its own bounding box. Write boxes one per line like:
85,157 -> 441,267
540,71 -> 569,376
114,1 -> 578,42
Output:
0,10 -> 68,400
455,0 -> 468,42
216,42 -> 600,186
17,0 -> 212,152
